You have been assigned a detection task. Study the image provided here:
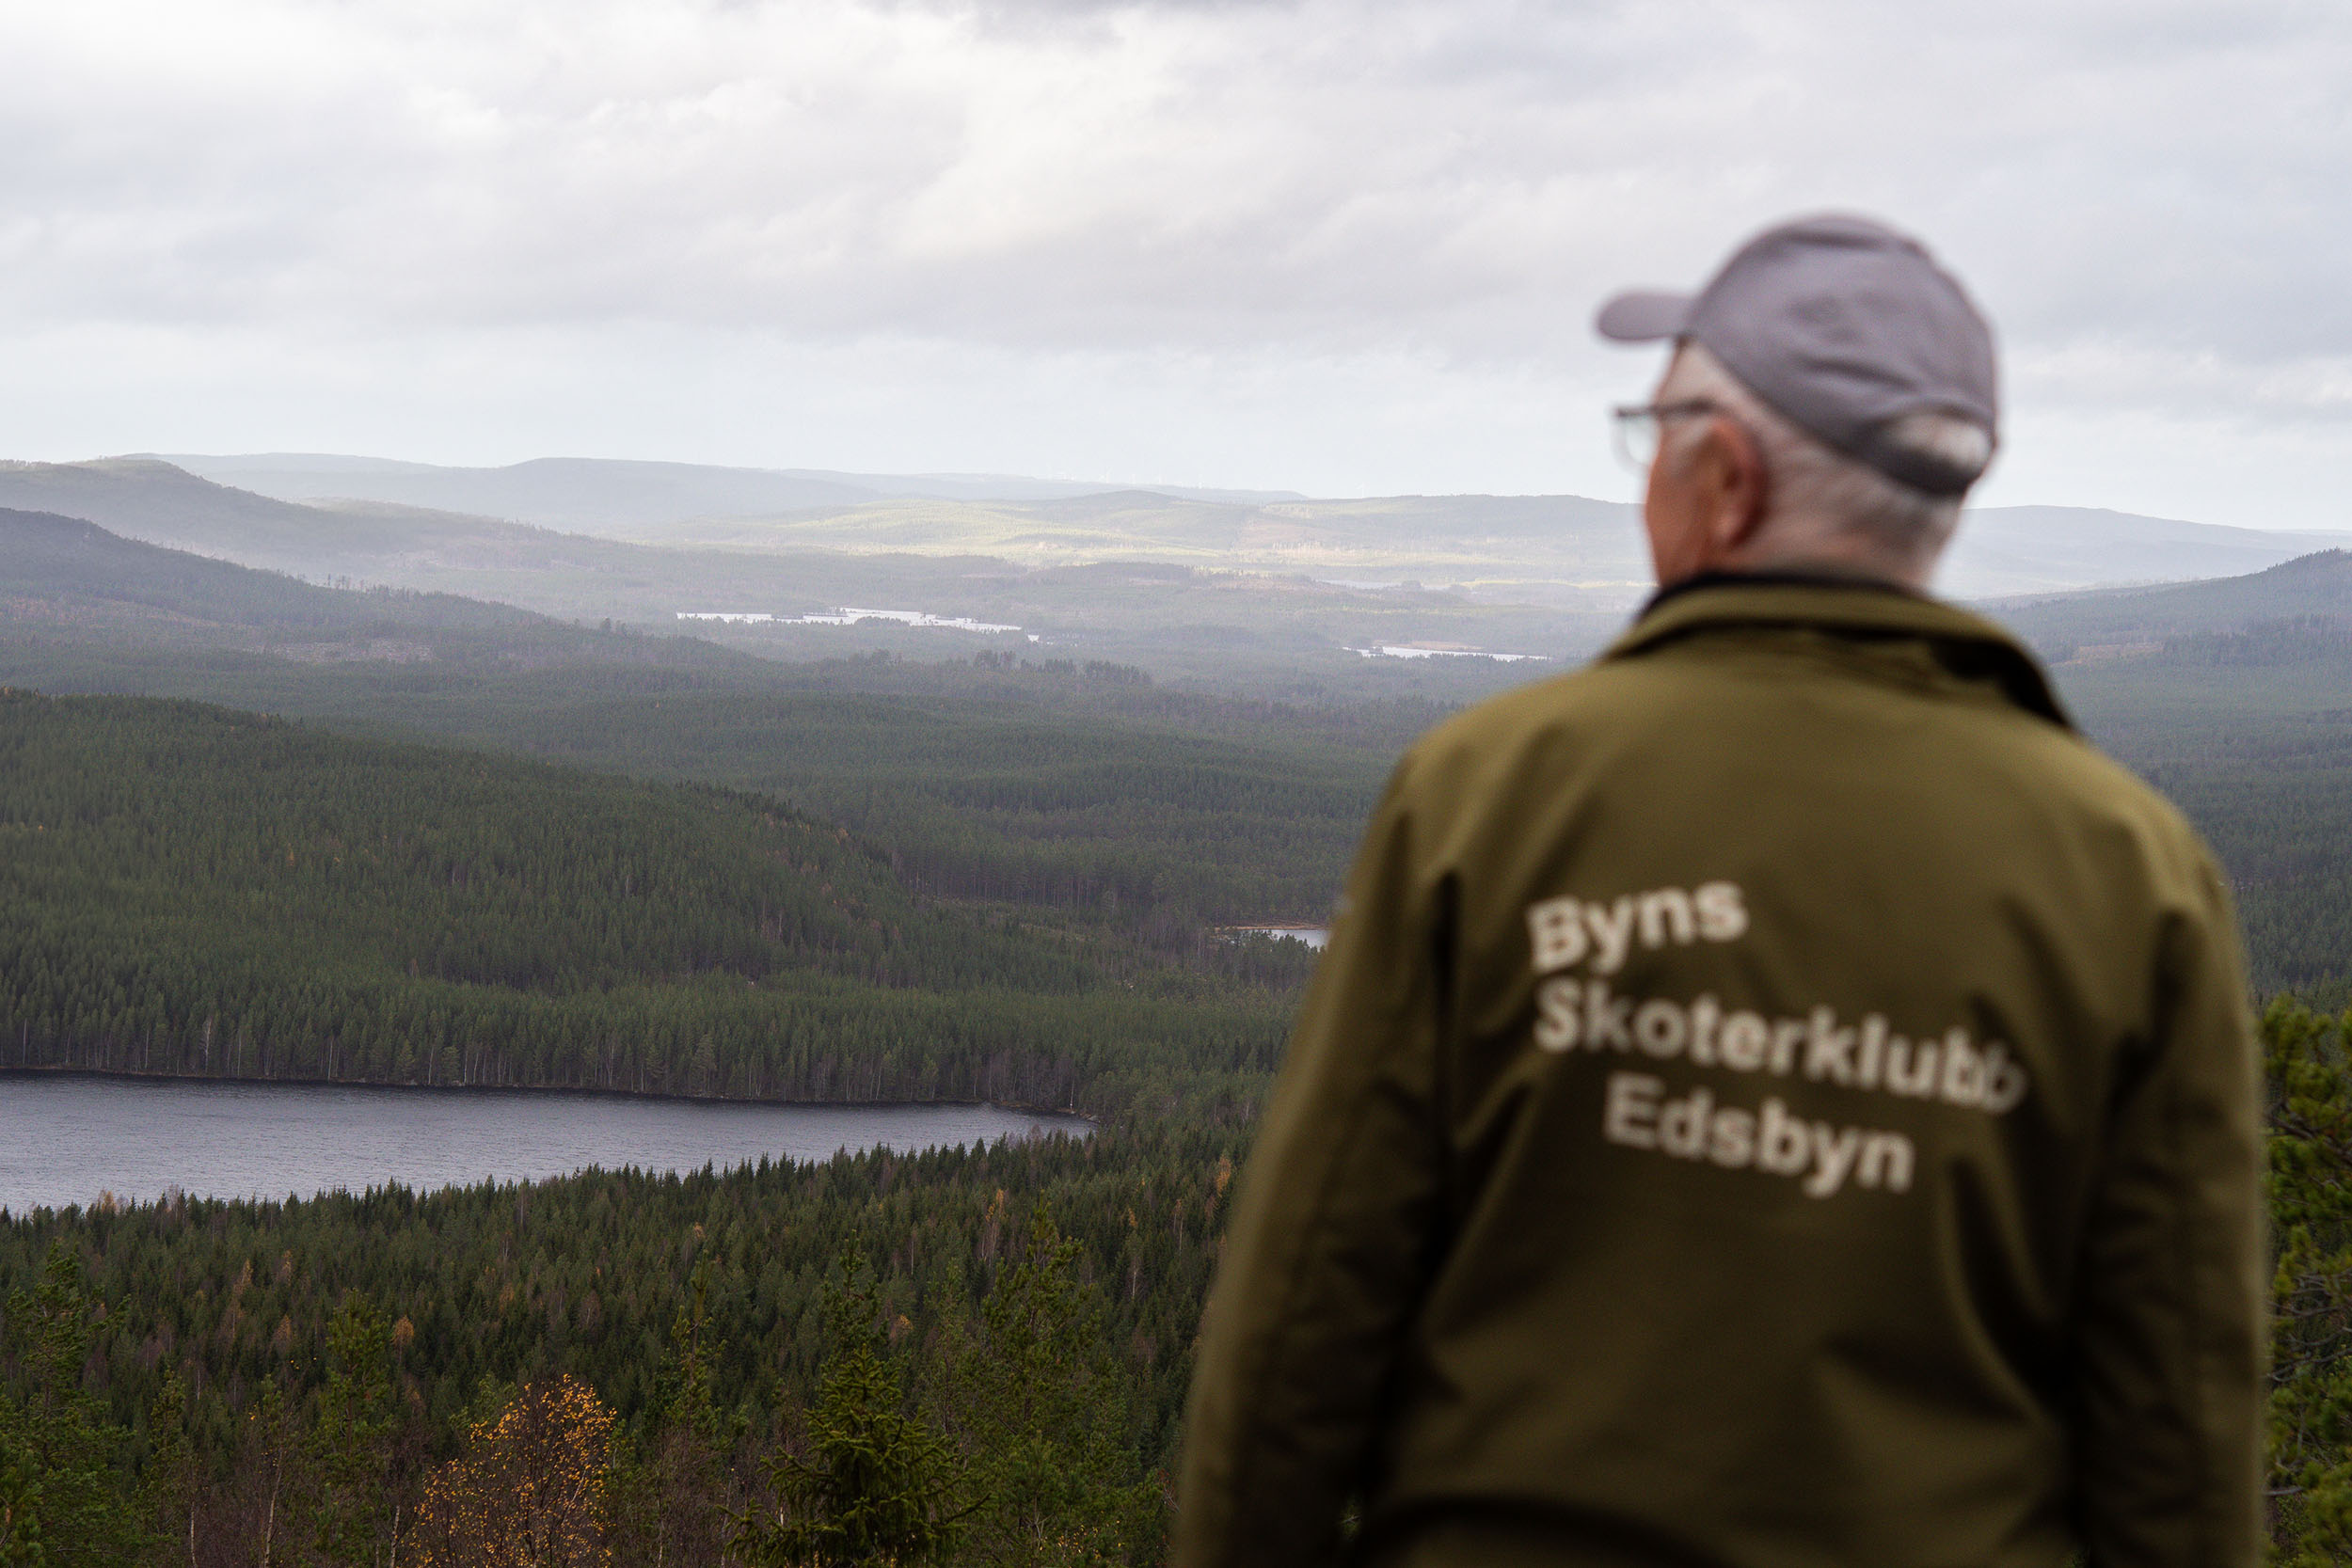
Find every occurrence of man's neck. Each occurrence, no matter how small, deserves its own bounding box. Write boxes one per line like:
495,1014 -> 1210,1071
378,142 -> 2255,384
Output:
1721,539 -> 1933,594
1643,565 -> 1925,616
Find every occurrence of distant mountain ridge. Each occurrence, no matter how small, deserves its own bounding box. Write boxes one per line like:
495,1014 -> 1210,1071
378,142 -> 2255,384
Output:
7,457 -> 2350,676
150,452 -> 1303,523
117,453 -> 2352,601
1947,507 -> 2352,597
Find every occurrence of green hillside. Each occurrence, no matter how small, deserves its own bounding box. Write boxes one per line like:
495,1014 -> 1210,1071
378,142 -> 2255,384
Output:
0,504 -> 838,685
0,604 -> 1433,946
0,1126 -> 1233,1563
2005,547 -> 2352,653
18,547 -> 2352,998
0,691 -> 1289,1115
2009,553 -> 2352,995
0,505 -> 537,639
15,508 -> 2352,998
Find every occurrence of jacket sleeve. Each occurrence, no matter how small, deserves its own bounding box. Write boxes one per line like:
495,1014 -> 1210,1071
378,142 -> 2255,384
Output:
1174,761 -> 1450,1568
2070,847 -> 2265,1568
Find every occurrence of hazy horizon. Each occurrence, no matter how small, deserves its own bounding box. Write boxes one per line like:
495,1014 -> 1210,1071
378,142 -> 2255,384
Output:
15,449 -> 2334,537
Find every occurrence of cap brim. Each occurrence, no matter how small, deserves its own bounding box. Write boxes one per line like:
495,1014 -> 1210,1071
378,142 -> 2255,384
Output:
1595,290 -> 1693,342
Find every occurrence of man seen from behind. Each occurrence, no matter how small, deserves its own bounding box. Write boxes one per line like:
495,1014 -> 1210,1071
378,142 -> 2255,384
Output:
1175,214 -> 2265,1568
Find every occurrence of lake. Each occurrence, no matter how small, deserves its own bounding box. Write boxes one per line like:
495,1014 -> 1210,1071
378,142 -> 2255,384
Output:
0,1074 -> 1088,1214
1221,925 -> 1330,950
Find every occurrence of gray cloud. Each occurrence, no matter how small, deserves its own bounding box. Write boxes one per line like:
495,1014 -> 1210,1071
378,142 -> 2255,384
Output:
0,0 -> 2348,522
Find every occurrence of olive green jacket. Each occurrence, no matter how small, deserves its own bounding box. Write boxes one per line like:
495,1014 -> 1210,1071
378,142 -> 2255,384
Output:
1177,581 -> 2263,1568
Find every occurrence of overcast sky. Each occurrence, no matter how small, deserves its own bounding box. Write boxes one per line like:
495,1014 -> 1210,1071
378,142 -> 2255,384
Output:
5,0 -> 2349,525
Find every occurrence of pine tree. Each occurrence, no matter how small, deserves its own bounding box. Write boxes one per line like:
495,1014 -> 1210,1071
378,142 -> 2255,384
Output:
143,1370 -> 197,1568
2261,999 -> 2352,1562
735,1243 -> 968,1567
611,1256 -> 744,1564
310,1292 -> 397,1565
0,1426 -> 46,1567
946,1211 -> 1158,1566
239,1377 -> 304,1568
0,1243 -> 142,1567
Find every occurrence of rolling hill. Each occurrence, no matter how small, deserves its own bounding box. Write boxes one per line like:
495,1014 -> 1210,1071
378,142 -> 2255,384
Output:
156,451 -> 1299,525
0,689 -> 1288,1112
11,455 -> 2352,683
0,504 -> 766,678
71,453 -> 2352,605
1999,546 -> 2352,653
0,505 -> 536,637
0,461 -> 1610,670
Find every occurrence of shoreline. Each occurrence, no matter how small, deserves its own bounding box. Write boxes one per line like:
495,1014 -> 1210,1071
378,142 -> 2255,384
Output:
0,1069 -> 1096,1218
0,1064 -> 1096,1129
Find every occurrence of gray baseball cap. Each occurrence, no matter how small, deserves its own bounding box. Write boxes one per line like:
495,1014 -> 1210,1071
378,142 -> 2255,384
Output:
1596,214 -> 1997,496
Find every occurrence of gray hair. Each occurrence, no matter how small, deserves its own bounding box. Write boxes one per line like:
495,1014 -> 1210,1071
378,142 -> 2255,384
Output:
1658,343 -> 1993,564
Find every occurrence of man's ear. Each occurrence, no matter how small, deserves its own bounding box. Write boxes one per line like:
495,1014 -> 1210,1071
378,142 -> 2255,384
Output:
1700,415 -> 1770,553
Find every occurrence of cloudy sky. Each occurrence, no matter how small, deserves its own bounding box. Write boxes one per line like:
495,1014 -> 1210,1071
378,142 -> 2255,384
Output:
5,0 -> 2349,525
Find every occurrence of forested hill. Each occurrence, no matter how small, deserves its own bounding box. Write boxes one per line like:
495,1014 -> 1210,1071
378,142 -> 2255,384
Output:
0,504 -> 775,682
0,459 -> 566,572
2016,549 -> 2352,997
0,506 -> 536,636
2001,546 -> 2352,655
3,635 -> 1409,952
0,690 -> 1288,1117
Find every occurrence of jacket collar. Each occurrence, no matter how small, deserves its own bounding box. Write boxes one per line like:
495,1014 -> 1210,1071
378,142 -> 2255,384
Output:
1601,573 -> 2074,730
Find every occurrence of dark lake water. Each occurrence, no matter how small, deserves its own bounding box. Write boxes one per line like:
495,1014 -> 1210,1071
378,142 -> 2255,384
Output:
0,1074 -> 1088,1214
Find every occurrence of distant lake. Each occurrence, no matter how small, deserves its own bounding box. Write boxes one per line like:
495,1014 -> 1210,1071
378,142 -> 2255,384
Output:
0,1074 -> 1088,1214
1222,925 -> 1330,950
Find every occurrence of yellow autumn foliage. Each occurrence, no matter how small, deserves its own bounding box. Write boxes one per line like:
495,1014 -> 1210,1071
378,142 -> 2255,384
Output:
412,1373 -> 614,1567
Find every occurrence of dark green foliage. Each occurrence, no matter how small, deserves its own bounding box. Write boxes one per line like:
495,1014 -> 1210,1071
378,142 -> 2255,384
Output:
308,1294 -> 397,1564
2003,549 -> 2352,655
499,682 -> 1390,947
736,1244 -> 968,1567
607,1259 -> 746,1563
0,690 -> 1289,1118
2053,642 -> 2352,996
144,1371 -> 196,1568
0,1124 -> 1236,1563
2264,999 -> 2352,1561
0,641 -> 1413,951
0,1243 -> 145,1565
937,1211 -> 1159,1566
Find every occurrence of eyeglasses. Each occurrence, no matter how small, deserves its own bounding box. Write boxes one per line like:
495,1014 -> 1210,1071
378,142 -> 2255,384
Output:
1611,399 -> 1724,471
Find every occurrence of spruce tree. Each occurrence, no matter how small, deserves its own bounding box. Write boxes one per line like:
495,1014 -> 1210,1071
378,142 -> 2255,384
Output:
736,1243 -> 967,1567
0,1243 -> 141,1566
310,1292 -> 396,1565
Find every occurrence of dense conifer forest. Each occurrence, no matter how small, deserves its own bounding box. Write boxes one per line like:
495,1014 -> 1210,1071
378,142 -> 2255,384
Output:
0,635 -> 1419,953
2053,626 -> 2352,998
0,1127 -> 1235,1564
0,691 -> 1294,1119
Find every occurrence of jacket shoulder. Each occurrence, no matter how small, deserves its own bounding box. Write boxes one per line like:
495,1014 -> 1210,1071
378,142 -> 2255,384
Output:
1393,652 -> 2221,896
